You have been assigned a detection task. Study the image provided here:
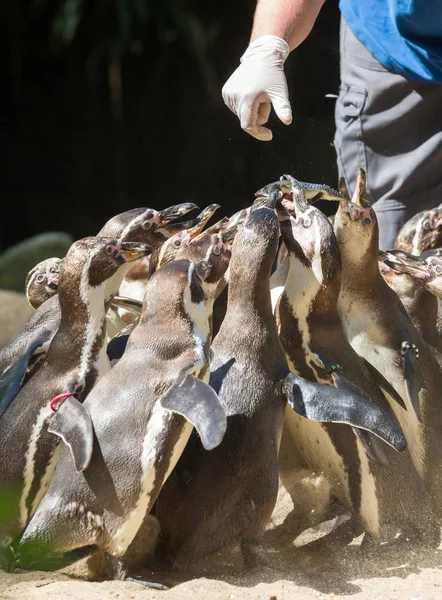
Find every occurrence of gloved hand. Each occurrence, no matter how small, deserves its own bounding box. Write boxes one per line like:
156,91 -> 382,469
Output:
222,35 -> 292,142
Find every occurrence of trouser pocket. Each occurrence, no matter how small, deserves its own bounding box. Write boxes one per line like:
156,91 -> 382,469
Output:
334,85 -> 368,197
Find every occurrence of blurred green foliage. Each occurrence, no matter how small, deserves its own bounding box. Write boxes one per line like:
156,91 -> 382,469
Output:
32,0 -> 219,111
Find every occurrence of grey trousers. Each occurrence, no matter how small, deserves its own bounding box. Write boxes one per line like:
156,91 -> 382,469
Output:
334,20 -> 442,250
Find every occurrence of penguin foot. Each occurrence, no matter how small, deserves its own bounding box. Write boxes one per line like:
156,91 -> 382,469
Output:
241,539 -> 271,571
125,575 -> 171,590
105,553 -> 171,589
301,518 -> 361,553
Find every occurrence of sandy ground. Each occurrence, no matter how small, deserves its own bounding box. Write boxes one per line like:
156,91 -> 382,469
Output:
2,482 -> 442,600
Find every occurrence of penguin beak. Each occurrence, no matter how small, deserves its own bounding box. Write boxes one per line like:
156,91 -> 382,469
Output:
117,242 -> 152,262
155,203 -> 199,229
221,223 -> 240,245
196,260 -> 212,281
350,168 -> 370,208
47,274 -> 59,289
182,205 -> 221,241
254,181 -> 279,198
192,217 -> 229,242
380,253 -> 429,280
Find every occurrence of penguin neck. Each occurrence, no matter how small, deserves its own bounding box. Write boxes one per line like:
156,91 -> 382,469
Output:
401,284 -> 440,347
339,244 -> 381,299
227,261 -> 273,321
47,268 -> 110,394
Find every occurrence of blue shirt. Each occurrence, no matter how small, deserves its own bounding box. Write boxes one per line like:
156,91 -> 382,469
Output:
339,0 -> 442,83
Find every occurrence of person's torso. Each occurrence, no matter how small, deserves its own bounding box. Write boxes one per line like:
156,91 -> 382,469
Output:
339,0 -> 442,82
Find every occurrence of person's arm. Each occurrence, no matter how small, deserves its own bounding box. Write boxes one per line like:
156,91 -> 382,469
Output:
222,0 -> 325,141
250,0 -> 325,50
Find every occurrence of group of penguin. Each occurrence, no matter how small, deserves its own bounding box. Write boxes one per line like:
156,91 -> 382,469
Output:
2,168 -> 442,589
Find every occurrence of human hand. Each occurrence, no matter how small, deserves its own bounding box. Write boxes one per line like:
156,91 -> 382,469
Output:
222,35 -> 292,141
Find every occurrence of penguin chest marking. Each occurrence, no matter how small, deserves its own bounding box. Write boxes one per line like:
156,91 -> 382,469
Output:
110,404 -> 193,555
411,215 -> 425,255
271,285 -> 284,313
79,266 -> 108,384
283,262 -> 323,366
357,440 -> 380,538
19,404 -> 55,529
284,406 -> 351,507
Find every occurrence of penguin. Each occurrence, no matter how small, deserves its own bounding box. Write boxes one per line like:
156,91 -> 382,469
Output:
382,249 -> 442,301
394,204 -> 442,255
0,203 -> 196,406
378,250 -> 442,353
154,204 -> 407,569
25,258 -> 62,310
16,259 -> 227,588
334,168 -> 442,519
0,237 -> 151,554
274,178 -> 438,547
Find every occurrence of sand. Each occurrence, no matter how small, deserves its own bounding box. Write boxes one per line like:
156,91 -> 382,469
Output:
2,481 -> 442,600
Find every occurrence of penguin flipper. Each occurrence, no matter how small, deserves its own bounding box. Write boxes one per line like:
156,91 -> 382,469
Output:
48,396 -> 94,472
0,328 -> 53,418
402,343 -> 424,421
285,373 -> 406,453
361,358 -> 406,410
331,372 -> 390,466
160,374 -> 227,450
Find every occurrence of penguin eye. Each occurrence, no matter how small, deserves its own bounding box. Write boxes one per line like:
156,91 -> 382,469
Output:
302,217 -> 311,228
213,246 -> 221,256
173,239 -> 181,247
142,221 -> 152,230
363,217 -> 372,226
36,274 -> 46,284
423,220 -> 431,230
105,245 -> 115,255
436,266 -> 442,274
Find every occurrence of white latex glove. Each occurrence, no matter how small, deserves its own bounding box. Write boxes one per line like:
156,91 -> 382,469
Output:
222,35 -> 292,142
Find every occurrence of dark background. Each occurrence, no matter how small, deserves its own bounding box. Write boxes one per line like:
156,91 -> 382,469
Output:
1,0 -> 340,250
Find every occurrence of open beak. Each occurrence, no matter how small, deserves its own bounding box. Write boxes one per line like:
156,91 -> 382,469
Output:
192,217 -> 229,242
380,252 -> 429,279
181,204 -> 220,241
118,242 -> 152,262
155,202 -> 199,228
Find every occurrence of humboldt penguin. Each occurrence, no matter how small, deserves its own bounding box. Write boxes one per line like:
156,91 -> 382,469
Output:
275,177 -> 437,547
0,203 -> 196,405
0,237 -> 151,555
394,204 -> 442,255
379,251 -> 442,354
17,259 -> 226,588
25,258 -> 62,310
334,169 -> 442,519
155,204 -> 406,568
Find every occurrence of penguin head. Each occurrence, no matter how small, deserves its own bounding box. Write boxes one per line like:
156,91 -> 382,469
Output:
229,205 -> 280,283
25,257 -> 63,309
395,206 -> 442,255
379,250 -> 428,300
276,178 -> 341,287
98,203 -> 199,248
58,237 -> 152,296
149,204 -> 221,271
334,169 -> 379,263
381,249 -> 442,298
